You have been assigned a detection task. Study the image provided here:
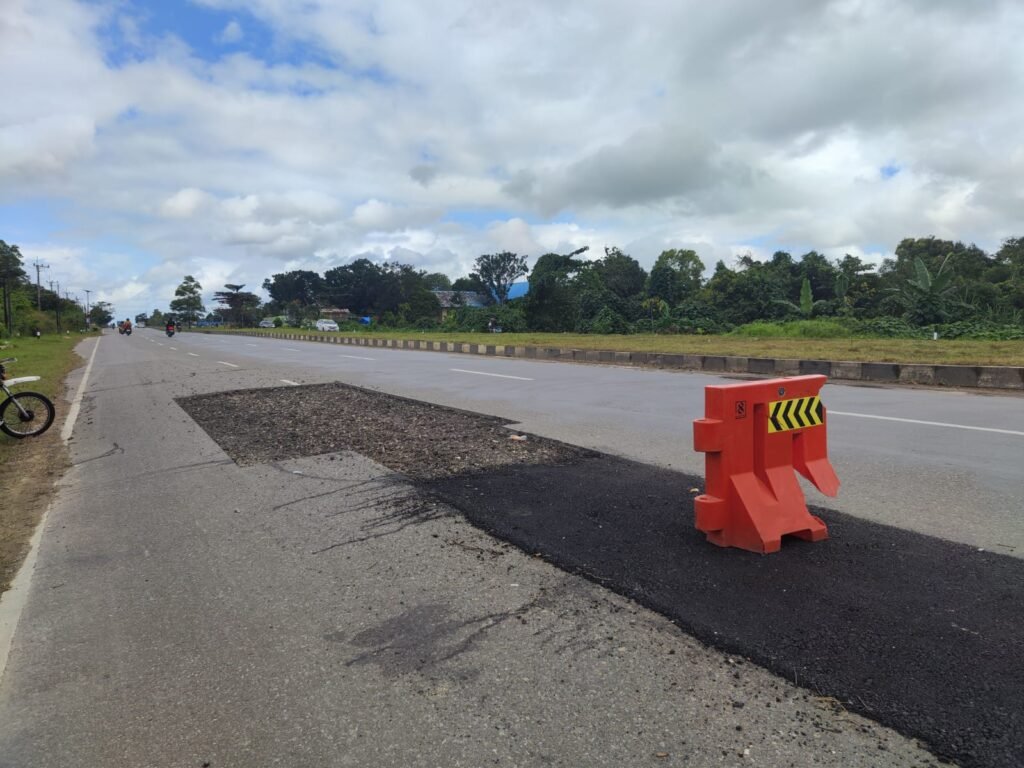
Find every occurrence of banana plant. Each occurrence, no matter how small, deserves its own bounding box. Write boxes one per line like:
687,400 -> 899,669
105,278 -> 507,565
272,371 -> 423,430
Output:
774,277 -> 828,318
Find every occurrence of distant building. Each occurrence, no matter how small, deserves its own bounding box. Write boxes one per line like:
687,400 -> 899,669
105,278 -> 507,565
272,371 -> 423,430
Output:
431,291 -> 489,321
320,307 -> 351,321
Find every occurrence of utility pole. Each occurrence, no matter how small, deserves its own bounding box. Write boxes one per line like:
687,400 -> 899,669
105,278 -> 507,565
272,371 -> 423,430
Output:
84,289 -> 92,328
49,280 -> 61,331
33,259 -> 49,309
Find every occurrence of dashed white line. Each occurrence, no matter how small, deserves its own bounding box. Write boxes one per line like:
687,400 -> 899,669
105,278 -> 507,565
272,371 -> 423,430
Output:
340,354 -> 375,361
450,368 -> 534,381
280,379 -> 300,386
284,347 -> 301,352
246,343 -> 258,347
217,361 -> 239,368
169,346 -> 178,351
187,352 -> 199,357
829,410 -> 1024,437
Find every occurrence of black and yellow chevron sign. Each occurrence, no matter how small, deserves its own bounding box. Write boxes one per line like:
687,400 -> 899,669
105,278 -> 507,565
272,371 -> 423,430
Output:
768,395 -> 824,433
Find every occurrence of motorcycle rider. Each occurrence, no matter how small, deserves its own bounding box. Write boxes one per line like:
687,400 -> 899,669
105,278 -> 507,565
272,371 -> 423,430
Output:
166,318 -> 176,336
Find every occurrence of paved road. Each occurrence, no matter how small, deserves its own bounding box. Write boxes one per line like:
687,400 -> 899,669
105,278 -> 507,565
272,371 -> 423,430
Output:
0,332 -> 946,767
149,329 -> 1024,556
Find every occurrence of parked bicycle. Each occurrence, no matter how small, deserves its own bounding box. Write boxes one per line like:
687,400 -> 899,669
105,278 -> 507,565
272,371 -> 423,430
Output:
0,357 -> 56,438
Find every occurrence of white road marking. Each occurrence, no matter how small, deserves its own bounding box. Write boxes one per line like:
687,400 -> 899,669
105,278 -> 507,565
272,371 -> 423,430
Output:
169,346 -> 178,351
217,361 -> 239,368
284,347 -> 301,352
246,343 -> 258,347
157,343 -> 164,346
450,368 -> 534,381
61,335 -> 100,443
829,410 -> 1024,437
187,352 -> 199,357
340,354 -> 375,361
281,379 -> 300,386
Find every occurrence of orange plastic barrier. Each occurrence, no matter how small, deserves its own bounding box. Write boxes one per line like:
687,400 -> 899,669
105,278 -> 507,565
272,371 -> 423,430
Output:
692,375 -> 839,554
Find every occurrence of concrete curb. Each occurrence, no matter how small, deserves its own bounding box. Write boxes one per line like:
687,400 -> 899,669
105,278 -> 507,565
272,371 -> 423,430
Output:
215,331 -> 1024,391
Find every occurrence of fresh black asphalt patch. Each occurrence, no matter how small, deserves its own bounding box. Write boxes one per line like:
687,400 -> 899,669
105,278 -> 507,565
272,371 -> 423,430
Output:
421,456 -> 1024,768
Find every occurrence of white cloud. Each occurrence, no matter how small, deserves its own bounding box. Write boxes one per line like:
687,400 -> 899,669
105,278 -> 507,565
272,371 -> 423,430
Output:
218,20 -> 243,44
2,0 -> 1023,318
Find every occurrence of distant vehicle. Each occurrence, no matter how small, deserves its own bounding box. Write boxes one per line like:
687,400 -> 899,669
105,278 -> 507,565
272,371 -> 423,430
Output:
315,319 -> 339,332
258,319 -> 276,328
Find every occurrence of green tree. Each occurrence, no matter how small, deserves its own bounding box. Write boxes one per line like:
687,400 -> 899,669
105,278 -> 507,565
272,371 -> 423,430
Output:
451,274 -> 488,294
213,284 -> 262,326
523,247 -> 590,331
422,272 -> 452,290
648,249 -> 704,304
774,277 -> 827,318
1,239 -> 27,336
887,254 -> 959,325
89,301 -> 114,327
473,251 -> 528,305
262,270 -> 324,308
170,275 -> 205,327
593,247 -> 646,299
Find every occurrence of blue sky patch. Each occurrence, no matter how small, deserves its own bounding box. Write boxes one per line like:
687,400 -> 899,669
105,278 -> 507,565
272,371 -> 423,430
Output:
880,163 -> 901,179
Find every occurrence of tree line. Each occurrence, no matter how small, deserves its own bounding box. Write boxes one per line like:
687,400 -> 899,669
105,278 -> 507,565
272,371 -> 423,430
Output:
156,236 -> 1020,339
1,239 -> 113,337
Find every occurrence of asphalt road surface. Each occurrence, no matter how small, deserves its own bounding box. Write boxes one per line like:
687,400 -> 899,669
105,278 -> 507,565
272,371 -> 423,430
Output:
0,329 -> 1019,767
150,329 -> 1024,556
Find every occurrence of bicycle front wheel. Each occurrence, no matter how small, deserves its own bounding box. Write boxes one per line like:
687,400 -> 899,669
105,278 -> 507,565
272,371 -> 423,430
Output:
0,392 -> 56,438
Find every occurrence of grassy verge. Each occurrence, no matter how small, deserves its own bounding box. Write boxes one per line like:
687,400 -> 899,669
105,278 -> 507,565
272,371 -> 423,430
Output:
1,332 -> 91,593
201,328 -> 1024,367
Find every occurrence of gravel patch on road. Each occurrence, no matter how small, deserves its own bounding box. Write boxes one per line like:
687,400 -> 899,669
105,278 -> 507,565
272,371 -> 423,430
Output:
177,382 -> 588,477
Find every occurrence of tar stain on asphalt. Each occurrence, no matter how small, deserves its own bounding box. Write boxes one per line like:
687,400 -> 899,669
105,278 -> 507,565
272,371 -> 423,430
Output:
421,454 -> 1024,768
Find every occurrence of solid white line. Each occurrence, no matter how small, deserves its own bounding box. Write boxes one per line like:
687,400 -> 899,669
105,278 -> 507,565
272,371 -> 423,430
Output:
340,354 -> 375,361
281,379 -> 300,386
61,335 -> 100,443
829,410 -> 1024,437
217,361 -> 239,368
450,368 -> 534,381
187,352 -> 199,357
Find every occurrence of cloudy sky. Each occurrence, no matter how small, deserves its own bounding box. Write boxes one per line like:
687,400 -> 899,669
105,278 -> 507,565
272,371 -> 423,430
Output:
2,0 -> 1022,319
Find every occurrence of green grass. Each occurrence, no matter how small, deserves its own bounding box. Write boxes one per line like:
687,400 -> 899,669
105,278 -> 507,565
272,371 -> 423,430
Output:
201,327 -> 1024,366
0,332 -> 90,452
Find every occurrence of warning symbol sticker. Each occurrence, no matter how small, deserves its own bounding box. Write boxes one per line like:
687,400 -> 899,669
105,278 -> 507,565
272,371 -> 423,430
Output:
735,400 -> 747,419
768,396 -> 824,433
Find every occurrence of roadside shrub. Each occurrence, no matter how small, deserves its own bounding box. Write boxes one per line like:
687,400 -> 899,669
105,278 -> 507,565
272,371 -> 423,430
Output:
731,319 -> 853,338
586,306 -> 631,334
849,317 -> 920,338
930,320 -> 1024,340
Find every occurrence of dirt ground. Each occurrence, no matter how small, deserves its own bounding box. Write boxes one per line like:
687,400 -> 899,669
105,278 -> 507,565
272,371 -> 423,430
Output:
0,428 -> 68,594
177,382 -> 589,477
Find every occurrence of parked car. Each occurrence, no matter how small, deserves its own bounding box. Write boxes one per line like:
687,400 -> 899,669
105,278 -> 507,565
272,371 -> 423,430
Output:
315,319 -> 339,331
258,319 -> 276,328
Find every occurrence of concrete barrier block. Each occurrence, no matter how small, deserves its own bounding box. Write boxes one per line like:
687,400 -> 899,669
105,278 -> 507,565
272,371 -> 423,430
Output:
861,362 -> 899,382
747,357 -> 775,374
977,366 -> 1024,389
485,345 -> 496,355
933,365 -> 981,388
630,352 -> 649,364
598,350 -> 616,363
773,359 -> 801,375
830,361 -> 862,380
560,349 -> 576,360
615,351 -> 632,364
585,350 -> 601,362
725,356 -> 748,372
899,364 -> 935,385
799,360 -> 831,375
660,354 -> 687,368
702,356 -> 727,372
681,354 -> 703,370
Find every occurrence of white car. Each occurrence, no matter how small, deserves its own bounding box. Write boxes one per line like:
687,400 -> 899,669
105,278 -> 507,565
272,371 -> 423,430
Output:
315,319 -> 339,331
258,319 -> 276,328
